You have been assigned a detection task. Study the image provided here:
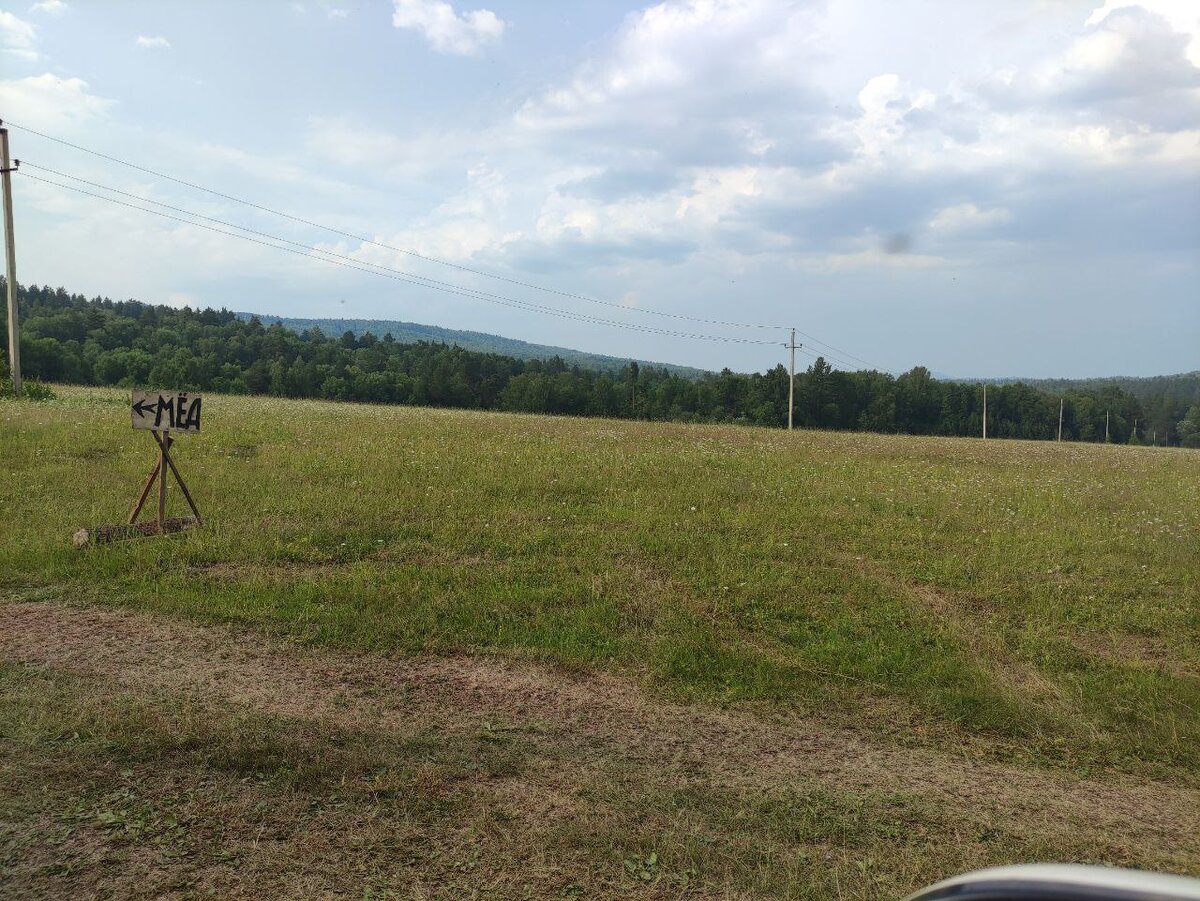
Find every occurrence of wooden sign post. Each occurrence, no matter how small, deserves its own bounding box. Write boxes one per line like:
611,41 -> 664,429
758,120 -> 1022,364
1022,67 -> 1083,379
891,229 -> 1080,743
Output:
73,390 -> 204,546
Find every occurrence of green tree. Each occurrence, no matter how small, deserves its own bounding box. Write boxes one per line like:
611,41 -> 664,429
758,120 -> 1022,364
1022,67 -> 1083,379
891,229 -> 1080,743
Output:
1179,405 -> 1200,448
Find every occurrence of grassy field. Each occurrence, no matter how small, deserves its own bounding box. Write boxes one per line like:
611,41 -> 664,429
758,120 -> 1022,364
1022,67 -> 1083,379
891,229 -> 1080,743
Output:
2,385 -> 1198,898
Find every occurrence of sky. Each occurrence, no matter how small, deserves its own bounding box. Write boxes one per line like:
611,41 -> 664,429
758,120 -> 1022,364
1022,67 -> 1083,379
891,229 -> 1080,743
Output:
0,0 -> 1197,377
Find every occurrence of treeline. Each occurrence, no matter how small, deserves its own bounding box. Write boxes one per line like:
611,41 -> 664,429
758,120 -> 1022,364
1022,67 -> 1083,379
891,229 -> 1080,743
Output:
246,313 -> 707,378
1022,373 -> 1199,446
4,281 -> 1198,446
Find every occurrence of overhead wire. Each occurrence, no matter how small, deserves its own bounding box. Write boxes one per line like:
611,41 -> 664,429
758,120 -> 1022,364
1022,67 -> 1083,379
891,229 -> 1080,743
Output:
19,168 -> 806,349
790,327 -> 877,370
5,119 -> 790,332
6,119 -> 882,367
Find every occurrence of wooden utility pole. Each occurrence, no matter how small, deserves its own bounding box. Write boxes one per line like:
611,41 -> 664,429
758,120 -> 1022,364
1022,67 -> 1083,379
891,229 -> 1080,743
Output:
0,125 -> 20,398
787,328 -> 797,431
982,384 -> 988,439
1058,397 -> 1064,441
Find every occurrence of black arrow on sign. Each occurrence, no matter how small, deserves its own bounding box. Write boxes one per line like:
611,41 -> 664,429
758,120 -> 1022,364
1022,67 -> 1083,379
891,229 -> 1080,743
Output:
132,398 -> 157,417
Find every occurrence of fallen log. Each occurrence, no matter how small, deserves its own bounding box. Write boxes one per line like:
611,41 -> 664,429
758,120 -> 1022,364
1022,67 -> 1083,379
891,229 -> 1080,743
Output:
73,516 -> 200,547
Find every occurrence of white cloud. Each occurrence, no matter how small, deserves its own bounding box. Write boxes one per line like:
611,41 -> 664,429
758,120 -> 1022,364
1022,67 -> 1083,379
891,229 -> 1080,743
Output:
30,0 -> 66,15
22,172 -> 342,298
0,10 -> 38,61
1048,6 -> 1195,92
135,35 -> 171,49
380,0 -> 1199,277
812,247 -> 945,272
304,116 -> 484,184
391,0 -> 505,56
0,73 -> 114,129
1086,0 -> 1200,66
516,0 -> 822,138
345,162 -> 520,264
929,203 -> 1013,234
328,8 -> 348,19
843,73 -> 937,158
985,3 -> 1200,134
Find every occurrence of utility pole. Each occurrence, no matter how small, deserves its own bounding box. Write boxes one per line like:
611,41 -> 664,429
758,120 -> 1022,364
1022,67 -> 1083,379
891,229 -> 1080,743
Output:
1058,397 -> 1064,441
1105,410 -> 1110,443
982,384 -> 988,439
787,328 -> 798,431
0,124 -> 20,398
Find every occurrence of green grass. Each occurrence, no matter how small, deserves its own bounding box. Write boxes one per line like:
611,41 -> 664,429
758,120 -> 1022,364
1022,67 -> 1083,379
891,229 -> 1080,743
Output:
2,386 -> 1198,777
4,659 -> 1188,899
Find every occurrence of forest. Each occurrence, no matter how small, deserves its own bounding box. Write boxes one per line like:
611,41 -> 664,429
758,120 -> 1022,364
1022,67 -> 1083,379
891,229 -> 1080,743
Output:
4,281 -> 1198,446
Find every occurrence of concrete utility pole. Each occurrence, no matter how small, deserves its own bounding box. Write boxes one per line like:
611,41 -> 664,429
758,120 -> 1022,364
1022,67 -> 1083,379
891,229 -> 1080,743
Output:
0,125 -> 20,398
982,384 -> 988,439
787,328 -> 797,431
1058,397 -> 1064,441
1105,410 -> 1110,443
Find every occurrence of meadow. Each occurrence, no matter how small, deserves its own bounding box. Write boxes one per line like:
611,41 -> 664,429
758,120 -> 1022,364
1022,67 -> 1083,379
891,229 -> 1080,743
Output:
2,385 -> 1198,898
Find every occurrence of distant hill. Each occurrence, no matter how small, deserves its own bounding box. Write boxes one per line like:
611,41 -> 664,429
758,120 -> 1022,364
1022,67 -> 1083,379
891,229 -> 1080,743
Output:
236,313 -> 709,379
1017,372 -> 1200,407
951,372 -> 1199,405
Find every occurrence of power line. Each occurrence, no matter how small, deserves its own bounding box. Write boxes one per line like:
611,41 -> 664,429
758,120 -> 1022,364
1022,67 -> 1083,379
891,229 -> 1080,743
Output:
790,326 -> 877,370
5,119 -> 791,332
21,167 -> 867,365
21,166 -> 804,349
26,159 -> 759,344
6,119 -> 882,368
19,169 -> 805,349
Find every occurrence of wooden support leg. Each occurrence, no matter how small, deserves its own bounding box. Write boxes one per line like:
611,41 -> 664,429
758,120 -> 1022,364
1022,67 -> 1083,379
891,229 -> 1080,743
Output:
151,429 -> 202,523
128,457 -> 162,524
157,431 -> 169,531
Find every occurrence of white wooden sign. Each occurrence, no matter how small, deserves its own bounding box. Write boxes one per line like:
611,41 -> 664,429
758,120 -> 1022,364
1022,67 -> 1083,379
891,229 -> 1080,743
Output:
131,389 -> 203,433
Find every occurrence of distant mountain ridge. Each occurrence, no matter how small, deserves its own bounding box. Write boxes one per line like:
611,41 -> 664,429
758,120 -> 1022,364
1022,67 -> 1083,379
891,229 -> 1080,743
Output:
954,372 -> 1200,406
237,313 -> 709,379
1018,372 -> 1200,404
